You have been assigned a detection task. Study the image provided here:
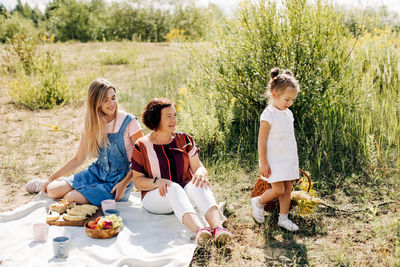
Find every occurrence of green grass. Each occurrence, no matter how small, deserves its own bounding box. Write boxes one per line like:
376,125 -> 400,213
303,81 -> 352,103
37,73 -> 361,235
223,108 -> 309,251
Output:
99,42 -> 138,66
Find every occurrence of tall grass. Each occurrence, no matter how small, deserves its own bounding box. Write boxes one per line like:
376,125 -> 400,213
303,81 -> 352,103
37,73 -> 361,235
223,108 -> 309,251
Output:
349,27 -> 400,178
396,218 -> 400,265
182,0 -> 400,191
119,44 -> 191,123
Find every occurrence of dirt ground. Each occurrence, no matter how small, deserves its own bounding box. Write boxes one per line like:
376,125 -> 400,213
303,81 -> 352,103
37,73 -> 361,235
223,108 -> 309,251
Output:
0,83 -> 84,212
0,179 -> 35,212
0,76 -> 35,212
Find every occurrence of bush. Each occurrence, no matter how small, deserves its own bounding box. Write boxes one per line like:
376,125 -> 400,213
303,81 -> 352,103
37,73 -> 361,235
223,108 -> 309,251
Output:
165,28 -> 186,42
45,0 -> 93,42
1,0 -> 224,43
6,34 -> 85,110
177,85 -> 234,158
189,0 -> 350,170
340,6 -> 400,37
8,50 -> 71,110
0,13 -> 39,43
185,0 -> 399,190
2,32 -> 37,73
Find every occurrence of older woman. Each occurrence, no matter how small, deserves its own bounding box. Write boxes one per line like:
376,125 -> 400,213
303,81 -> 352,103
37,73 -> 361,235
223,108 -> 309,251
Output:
131,98 -> 232,247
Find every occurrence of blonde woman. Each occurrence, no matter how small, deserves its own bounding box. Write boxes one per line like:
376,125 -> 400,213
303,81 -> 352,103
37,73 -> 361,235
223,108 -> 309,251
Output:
28,78 -> 143,205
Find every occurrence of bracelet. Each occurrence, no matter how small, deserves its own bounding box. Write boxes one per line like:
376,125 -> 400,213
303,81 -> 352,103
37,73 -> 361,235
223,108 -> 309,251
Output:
153,176 -> 159,184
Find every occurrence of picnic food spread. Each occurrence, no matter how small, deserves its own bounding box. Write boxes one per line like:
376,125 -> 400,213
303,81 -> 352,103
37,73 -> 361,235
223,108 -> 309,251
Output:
46,200 -> 124,239
46,200 -> 99,226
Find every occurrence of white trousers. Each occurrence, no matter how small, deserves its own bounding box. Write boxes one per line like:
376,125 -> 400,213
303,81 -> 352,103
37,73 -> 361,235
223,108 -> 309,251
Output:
142,182 -> 218,222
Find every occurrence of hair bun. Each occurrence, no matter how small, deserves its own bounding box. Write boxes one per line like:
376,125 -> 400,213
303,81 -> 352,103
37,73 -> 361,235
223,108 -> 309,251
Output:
282,70 -> 293,76
269,68 -> 280,79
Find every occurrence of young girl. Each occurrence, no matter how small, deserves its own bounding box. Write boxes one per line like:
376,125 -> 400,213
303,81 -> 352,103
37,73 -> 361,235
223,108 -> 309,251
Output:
251,68 -> 300,231
26,78 -> 143,205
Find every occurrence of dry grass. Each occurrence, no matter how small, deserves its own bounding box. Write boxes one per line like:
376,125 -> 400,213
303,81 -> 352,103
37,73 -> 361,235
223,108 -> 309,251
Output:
0,42 -> 399,266
200,159 -> 399,266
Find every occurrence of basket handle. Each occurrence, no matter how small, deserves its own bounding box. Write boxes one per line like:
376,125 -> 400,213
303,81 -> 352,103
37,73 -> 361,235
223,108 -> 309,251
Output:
298,168 -> 311,192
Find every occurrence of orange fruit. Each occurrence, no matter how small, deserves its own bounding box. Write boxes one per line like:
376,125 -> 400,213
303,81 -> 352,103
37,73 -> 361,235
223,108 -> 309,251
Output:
88,220 -> 96,228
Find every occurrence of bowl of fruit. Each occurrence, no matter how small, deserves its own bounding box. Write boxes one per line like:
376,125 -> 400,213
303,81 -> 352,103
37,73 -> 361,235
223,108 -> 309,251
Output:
84,214 -> 123,239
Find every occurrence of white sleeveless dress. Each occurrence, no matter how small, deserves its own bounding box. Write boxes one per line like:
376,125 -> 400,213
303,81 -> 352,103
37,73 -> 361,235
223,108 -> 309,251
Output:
260,105 -> 299,183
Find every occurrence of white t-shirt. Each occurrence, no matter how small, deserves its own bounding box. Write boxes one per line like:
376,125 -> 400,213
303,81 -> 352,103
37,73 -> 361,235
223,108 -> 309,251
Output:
260,105 -> 299,182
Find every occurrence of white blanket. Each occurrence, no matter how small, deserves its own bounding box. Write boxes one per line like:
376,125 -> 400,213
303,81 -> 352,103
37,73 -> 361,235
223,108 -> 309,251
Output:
0,192 -> 196,267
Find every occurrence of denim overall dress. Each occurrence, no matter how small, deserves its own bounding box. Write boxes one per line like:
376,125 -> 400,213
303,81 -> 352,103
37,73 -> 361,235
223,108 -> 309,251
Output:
66,115 -> 135,206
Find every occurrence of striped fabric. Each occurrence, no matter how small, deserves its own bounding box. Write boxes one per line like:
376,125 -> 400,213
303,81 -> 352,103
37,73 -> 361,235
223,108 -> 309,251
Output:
131,132 -> 199,198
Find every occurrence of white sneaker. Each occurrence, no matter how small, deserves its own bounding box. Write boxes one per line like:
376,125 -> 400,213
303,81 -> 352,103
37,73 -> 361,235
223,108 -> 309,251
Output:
251,196 -> 265,223
278,218 -> 299,231
25,179 -> 47,193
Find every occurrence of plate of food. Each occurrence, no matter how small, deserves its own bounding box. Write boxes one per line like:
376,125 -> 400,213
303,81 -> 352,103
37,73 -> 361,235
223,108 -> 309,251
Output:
84,214 -> 123,239
46,200 -> 100,226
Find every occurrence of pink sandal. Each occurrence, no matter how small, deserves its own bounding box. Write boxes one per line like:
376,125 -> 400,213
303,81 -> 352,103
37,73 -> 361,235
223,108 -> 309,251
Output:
195,228 -> 212,247
212,226 -> 232,245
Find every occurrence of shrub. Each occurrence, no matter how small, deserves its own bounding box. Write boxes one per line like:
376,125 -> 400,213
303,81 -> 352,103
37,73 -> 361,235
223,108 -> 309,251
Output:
8,50 -> 71,110
6,34 -> 85,110
177,85 -> 234,159
44,0 -> 93,42
185,0 -> 399,190
188,0 -> 350,172
2,32 -> 37,74
0,13 -> 39,43
1,0 -> 224,43
165,28 -> 186,42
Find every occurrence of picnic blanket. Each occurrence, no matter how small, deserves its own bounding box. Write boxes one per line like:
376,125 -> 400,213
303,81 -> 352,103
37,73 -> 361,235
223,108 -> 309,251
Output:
0,192 -> 199,267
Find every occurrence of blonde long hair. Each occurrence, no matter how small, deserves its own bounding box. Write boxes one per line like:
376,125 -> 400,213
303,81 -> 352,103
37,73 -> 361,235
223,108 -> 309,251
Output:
84,78 -> 118,158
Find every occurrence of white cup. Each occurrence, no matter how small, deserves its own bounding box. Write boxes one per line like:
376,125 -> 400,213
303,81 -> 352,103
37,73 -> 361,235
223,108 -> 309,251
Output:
101,199 -> 116,214
53,236 -> 71,258
33,223 -> 49,242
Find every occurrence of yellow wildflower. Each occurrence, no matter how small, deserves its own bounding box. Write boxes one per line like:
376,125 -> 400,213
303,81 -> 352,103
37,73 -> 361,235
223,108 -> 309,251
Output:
178,87 -> 188,96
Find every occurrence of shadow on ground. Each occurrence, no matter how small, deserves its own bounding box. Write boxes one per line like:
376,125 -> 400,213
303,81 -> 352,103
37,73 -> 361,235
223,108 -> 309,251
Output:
190,243 -> 232,266
262,209 -> 326,266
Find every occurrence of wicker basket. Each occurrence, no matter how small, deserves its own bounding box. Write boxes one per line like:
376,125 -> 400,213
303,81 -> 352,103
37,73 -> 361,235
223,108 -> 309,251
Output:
84,223 -> 120,239
251,168 -> 311,212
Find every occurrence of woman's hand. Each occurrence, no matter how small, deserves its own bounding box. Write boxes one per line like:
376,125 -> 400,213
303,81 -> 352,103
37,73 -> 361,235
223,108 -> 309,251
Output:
260,163 -> 271,178
111,181 -> 128,201
156,178 -> 172,197
192,171 -> 210,189
189,155 -> 210,189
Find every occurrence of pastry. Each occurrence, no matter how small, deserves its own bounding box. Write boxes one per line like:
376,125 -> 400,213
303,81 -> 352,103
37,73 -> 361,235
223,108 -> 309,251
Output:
66,205 -> 98,217
49,200 -> 76,214
46,211 -> 60,222
63,213 -> 86,221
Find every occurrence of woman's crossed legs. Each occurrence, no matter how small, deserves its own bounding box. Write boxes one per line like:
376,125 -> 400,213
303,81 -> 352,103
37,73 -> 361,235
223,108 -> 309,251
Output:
46,180 -> 89,204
